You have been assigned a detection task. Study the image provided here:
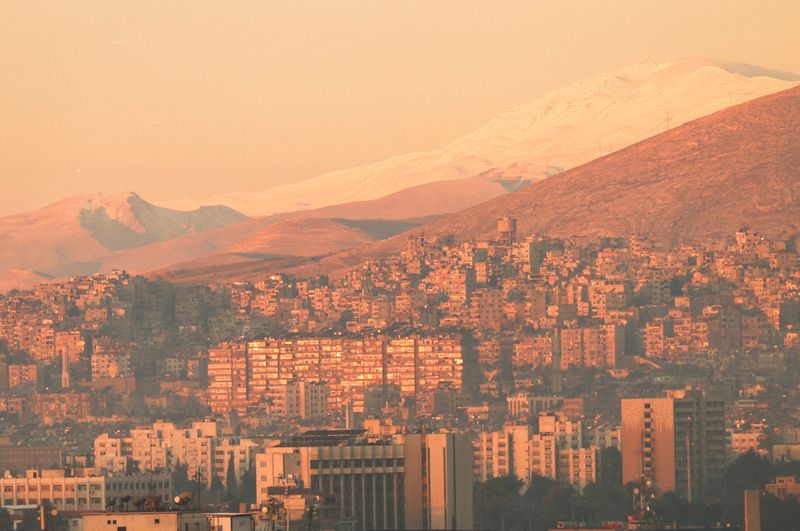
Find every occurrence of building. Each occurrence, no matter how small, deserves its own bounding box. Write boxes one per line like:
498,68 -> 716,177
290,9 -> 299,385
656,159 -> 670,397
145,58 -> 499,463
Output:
557,447 -> 598,491
404,433 -> 474,531
256,430 -> 473,531
506,394 -> 562,421
621,388 -> 726,502
0,445 -> 62,473
256,430 -> 405,531
91,351 -> 132,380
284,380 -> 330,419
212,438 -> 259,489
765,476 -> 800,500
207,344 -> 249,416
0,469 -> 171,513
83,511 -> 210,531
7,363 -> 37,389
94,421 -> 219,487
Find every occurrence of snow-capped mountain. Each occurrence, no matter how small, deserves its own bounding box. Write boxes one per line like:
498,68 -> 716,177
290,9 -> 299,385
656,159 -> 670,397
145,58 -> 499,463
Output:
161,58 -> 796,216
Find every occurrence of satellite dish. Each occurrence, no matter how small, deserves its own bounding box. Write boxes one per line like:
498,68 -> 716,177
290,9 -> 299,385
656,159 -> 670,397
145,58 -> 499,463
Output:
174,492 -> 193,506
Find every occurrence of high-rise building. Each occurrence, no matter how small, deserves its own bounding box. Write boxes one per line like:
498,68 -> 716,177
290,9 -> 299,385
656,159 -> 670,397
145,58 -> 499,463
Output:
404,433 -> 474,531
207,343 -> 248,415
621,388 -> 726,502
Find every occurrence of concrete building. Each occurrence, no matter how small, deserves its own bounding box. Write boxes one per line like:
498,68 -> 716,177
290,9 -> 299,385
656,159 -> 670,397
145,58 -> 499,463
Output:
207,343 -> 249,416
621,388 -> 726,502
557,447 -> 598,491
506,394 -> 562,421
83,511 -> 210,531
0,469 -> 171,513
91,351 -> 132,380
94,421 -> 219,487
256,430 -> 473,531
284,380 -> 329,419
256,430 -> 405,531
765,476 -> 800,500
404,433 -> 474,531
213,438 -> 259,489
0,445 -> 62,473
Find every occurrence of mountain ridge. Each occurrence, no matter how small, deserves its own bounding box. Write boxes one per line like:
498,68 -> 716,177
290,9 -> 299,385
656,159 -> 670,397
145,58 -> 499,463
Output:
0,192 -> 248,279
206,82 -> 800,284
160,58 -> 795,216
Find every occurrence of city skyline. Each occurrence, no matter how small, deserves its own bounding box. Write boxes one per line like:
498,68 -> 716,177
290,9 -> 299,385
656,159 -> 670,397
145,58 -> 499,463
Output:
2,3 -> 800,530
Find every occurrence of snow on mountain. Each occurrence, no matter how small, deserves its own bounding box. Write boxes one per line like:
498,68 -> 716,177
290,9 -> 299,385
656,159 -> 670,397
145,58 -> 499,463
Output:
161,58 -> 795,216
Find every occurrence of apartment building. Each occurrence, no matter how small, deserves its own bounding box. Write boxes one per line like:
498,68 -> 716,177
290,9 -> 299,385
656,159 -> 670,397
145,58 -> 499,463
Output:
0,469 -> 171,513
621,388 -> 726,502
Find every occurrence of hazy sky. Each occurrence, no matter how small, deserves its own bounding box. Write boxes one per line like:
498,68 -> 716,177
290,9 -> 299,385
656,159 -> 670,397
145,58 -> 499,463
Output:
1,1 -> 799,215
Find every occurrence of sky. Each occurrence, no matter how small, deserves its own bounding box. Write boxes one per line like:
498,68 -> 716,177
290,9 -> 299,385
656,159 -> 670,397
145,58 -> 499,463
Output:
1,1 -> 799,216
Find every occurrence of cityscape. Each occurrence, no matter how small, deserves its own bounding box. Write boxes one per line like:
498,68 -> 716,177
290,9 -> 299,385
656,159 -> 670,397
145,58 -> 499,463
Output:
1,2 -> 800,531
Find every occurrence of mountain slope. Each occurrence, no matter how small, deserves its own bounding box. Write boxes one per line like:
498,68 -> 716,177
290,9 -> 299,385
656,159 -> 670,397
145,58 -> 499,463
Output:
266,163 -> 537,221
414,84 -> 800,245
140,217 -> 429,286
0,192 -> 247,278
162,59 -> 795,216
228,82 -> 799,283
0,190 -> 431,292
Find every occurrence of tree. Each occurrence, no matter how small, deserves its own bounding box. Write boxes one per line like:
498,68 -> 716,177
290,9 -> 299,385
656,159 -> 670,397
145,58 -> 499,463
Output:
226,453 -> 238,500
539,483 -> 575,526
210,472 -> 225,504
722,451 -> 775,524
761,493 -> 800,531
125,455 -> 140,474
473,476 -> 524,530
235,467 -> 257,506
171,461 -> 194,494
582,481 -> 628,523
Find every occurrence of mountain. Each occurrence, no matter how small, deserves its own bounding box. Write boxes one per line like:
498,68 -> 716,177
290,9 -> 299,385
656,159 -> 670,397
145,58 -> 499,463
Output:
0,269 -> 54,294
100,216 -> 423,275
340,83 -> 800,259
0,192 -> 247,279
138,217 -> 428,287
262,163 -> 537,221
148,82 -> 800,286
162,58 -> 795,216
0,190 -> 430,292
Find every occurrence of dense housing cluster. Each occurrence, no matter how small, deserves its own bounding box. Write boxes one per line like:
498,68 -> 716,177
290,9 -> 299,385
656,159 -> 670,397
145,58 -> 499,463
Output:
1,222 -> 800,529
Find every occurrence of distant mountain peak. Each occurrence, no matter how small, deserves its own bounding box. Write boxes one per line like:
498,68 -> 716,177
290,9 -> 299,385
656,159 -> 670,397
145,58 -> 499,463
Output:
161,59 -> 795,216
0,192 -> 248,281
